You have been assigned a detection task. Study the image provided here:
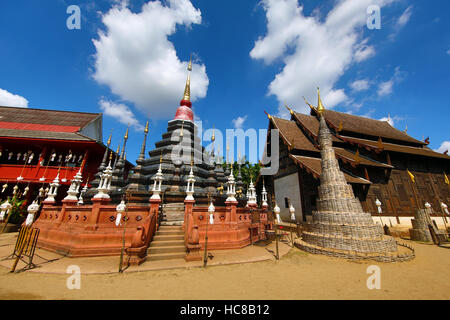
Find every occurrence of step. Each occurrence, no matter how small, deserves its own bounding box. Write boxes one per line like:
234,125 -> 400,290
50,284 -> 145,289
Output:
150,239 -> 185,247
146,252 -> 186,261
148,245 -> 186,254
156,230 -> 184,236
158,225 -> 183,231
161,221 -> 184,226
153,234 -> 184,241
163,203 -> 185,208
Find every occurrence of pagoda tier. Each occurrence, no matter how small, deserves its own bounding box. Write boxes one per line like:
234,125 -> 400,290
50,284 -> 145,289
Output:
140,119 -> 218,202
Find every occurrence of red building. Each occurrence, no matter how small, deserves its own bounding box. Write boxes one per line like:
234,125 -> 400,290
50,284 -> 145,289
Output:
0,106 -> 111,204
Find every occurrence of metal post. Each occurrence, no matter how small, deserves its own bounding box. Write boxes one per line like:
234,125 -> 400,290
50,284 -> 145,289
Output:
203,220 -> 209,268
118,193 -> 129,273
249,207 -> 254,246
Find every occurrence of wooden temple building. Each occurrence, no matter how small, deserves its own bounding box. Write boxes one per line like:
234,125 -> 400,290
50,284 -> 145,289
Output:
0,106 -> 130,206
264,91 -> 450,229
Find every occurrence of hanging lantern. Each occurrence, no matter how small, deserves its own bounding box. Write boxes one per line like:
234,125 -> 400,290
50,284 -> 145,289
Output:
12,185 -> 19,195
0,199 -> 12,221
8,152 -> 13,160
28,153 -> 34,164
78,155 -> 83,163
208,200 -> 215,225
17,153 -> 22,161
441,202 -> 448,215
115,200 -> 127,227
375,198 -> 382,214
50,151 -> 56,162
23,185 -> 30,197
289,203 -> 296,221
2,183 -> 7,193
58,154 -> 62,163
25,201 -> 40,226
44,187 -> 50,196
39,187 -> 45,198
274,203 -> 281,224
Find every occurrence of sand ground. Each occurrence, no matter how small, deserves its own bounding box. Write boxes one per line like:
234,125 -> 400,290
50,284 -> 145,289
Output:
0,233 -> 449,300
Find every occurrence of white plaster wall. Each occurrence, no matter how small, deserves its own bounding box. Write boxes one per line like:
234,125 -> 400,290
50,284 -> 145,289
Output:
274,173 -> 303,222
371,216 -> 449,229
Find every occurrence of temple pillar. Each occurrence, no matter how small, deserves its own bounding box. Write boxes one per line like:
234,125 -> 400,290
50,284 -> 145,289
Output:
184,198 -> 201,261
226,200 -> 238,225
87,197 -> 111,230
149,198 -> 161,228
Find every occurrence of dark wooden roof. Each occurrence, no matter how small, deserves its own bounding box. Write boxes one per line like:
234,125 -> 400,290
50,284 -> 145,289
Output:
272,116 -> 393,168
320,109 -> 425,145
292,111 -> 340,142
0,128 -> 93,141
341,136 -> 450,160
270,116 -> 318,152
289,155 -> 371,185
334,147 -> 393,168
0,106 -> 101,142
0,106 -> 101,129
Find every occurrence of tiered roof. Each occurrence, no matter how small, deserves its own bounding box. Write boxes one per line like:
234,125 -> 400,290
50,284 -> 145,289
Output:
268,96 -> 449,185
0,106 -> 101,142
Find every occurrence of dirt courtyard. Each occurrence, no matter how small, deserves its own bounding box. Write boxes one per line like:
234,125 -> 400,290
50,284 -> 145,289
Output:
0,239 -> 449,300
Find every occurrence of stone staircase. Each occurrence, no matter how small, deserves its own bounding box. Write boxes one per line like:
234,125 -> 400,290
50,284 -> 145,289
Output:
161,203 -> 185,226
146,225 -> 186,261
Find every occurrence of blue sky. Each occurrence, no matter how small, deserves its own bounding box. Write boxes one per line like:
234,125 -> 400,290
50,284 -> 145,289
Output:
0,0 -> 449,164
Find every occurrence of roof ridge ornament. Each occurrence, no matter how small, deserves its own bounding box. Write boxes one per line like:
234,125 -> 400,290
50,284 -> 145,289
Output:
285,105 -> 294,116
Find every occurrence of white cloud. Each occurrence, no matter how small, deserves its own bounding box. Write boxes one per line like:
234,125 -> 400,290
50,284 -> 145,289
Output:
350,79 -> 370,91
377,66 -> 405,97
379,114 -> 402,127
93,0 -> 209,119
447,48 -> 450,55
435,141 -> 450,154
397,6 -> 413,28
377,79 -> 394,96
99,99 -> 144,131
232,116 -> 248,129
389,6 -> 413,40
0,89 -> 28,108
250,0 -> 396,117
354,40 -> 375,62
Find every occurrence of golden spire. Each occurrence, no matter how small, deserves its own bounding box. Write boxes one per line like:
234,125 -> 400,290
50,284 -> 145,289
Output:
317,87 -> 325,116
116,145 -> 120,155
285,105 -> 294,115
124,127 -> 129,140
211,125 -> 215,142
182,55 -> 192,102
144,120 -> 149,134
109,151 -> 113,161
404,124 -> 408,134
303,96 -> 315,111
107,131 -> 112,146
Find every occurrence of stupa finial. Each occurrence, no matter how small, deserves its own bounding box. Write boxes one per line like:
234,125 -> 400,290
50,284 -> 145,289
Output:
317,87 -> 325,116
182,55 -> 192,102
